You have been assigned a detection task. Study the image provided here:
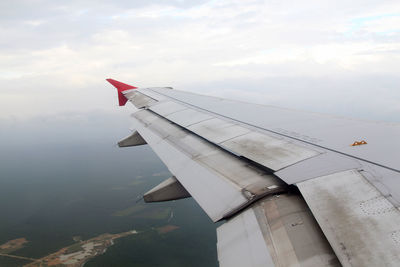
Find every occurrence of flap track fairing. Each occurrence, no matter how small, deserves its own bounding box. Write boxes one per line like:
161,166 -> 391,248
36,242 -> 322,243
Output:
143,176 -> 191,202
118,131 -> 147,147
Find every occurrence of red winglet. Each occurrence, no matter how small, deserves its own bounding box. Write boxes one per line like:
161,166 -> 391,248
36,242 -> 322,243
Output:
106,78 -> 137,106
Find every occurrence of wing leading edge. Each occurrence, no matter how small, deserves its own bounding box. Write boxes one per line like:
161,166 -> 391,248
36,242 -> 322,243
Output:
108,79 -> 400,267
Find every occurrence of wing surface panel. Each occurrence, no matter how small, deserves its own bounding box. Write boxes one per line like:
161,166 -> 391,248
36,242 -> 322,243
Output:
165,108 -> 213,127
275,153 -> 361,184
221,131 -> 319,171
149,101 -> 188,116
187,118 -> 252,144
123,89 -> 157,109
138,87 -> 170,101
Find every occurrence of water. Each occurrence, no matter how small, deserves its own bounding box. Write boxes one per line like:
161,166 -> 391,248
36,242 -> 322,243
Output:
0,112 -> 218,266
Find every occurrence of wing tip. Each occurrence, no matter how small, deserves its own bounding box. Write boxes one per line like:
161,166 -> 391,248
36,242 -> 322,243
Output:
106,78 -> 137,106
106,78 -> 137,91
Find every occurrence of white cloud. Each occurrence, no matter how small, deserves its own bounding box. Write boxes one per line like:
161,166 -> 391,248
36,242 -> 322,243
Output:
0,0 -> 399,121
362,15 -> 400,34
24,20 -> 46,26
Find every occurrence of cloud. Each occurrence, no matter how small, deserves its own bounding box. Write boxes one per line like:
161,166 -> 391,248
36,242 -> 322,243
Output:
0,0 -> 399,121
362,15 -> 400,34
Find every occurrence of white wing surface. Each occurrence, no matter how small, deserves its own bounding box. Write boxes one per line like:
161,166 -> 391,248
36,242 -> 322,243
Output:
107,79 -> 400,267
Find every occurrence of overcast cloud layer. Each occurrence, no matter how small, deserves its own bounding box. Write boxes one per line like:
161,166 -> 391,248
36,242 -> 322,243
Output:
0,0 -> 399,121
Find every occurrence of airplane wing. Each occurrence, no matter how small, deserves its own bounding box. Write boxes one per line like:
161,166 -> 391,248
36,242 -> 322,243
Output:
107,78 -> 400,267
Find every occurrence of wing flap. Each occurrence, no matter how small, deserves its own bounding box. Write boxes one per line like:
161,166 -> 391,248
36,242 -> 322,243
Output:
217,207 -> 274,267
217,194 -> 340,267
297,169 -> 400,266
132,109 -> 286,221
133,115 -> 247,221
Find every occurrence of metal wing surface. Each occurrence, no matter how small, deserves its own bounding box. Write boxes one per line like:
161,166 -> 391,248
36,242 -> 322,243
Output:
107,79 -> 400,267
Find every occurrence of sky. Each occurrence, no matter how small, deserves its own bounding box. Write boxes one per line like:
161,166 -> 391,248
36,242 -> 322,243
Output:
1,0 -> 400,122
